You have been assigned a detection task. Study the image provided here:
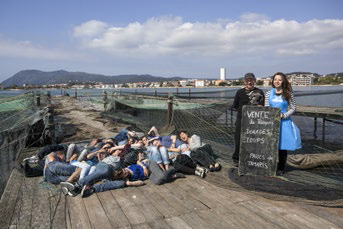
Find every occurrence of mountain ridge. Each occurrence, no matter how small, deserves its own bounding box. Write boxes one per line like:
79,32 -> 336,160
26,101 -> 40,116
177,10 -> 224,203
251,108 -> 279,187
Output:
1,70 -> 185,87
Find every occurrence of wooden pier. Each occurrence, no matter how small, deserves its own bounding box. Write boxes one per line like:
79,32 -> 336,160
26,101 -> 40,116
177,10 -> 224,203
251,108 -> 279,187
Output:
1,166 -> 343,228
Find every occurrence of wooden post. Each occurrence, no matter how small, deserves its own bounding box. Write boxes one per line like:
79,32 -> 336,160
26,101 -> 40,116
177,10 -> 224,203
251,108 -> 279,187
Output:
75,88 -> 77,99
36,91 -> 41,106
231,108 -> 233,126
322,116 -> 326,143
188,88 -> 191,100
155,89 -> 157,97
167,93 -> 173,127
176,88 -> 179,96
225,108 -> 228,125
314,117 -> 317,139
103,91 -> 108,111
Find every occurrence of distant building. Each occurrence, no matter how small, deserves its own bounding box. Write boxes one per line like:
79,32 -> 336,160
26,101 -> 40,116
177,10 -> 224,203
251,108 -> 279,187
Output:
220,68 -> 226,81
288,73 -> 315,86
195,80 -> 205,87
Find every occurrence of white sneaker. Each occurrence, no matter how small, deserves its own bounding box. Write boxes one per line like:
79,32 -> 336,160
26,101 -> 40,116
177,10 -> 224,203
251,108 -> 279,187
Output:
195,169 -> 205,178
23,155 -> 38,164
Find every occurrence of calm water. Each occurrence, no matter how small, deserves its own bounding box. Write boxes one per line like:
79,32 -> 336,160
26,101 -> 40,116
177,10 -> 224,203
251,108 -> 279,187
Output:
1,86 -> 342,107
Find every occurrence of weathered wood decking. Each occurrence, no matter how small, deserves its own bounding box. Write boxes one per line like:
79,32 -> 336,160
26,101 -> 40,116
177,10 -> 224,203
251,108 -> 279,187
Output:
1,167 -> 342,229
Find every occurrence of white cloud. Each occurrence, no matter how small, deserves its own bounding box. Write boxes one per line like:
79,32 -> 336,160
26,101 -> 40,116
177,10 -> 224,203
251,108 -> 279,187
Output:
72,15 -> 343,58
73,20 -> 108,38
0,38 -> 89,60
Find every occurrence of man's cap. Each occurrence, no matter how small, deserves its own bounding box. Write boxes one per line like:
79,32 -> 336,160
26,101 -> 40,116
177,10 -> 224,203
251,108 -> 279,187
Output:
244,73 -> 256,80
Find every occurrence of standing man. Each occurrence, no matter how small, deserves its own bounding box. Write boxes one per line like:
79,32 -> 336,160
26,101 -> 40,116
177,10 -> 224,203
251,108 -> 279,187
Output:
232,73 -> 265,166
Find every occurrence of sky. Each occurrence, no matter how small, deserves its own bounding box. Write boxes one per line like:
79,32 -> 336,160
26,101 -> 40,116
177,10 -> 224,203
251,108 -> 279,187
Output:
0,0 -> 342,82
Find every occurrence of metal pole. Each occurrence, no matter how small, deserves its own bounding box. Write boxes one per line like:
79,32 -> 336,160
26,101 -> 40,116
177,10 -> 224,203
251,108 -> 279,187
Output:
103,91 -> 108,111
36,91 -> 41,106
155,89 -> 157,97
322,116 -> 326,143
75,88 -> 77,99
188,88 -> 191,100
167,93 -> 173,127
313,117 -> 317,139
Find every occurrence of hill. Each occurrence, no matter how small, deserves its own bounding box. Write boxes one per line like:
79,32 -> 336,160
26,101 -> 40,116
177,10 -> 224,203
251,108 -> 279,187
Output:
1,70 -> 184,87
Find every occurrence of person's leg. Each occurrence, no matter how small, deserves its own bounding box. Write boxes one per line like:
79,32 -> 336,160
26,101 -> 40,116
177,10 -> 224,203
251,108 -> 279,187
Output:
232,119 -> 242,162
159,146 -> 170,170
146,160 -> 176,185
45,162 -> 77,184
94,180 -> 126,193
278,150 -> 288,173
147,146 -> 164,170
66,144 -> 80,162
77,148 -> 92,162
190,149 -> 211,168
78,163 -> 112,187
37,144 -> 66,160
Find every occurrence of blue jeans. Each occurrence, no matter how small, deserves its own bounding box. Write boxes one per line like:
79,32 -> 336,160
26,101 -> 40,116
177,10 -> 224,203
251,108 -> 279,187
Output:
147,146 -> 170,165
78,162 -> 120,187
94,179 -> 126,193
114,129 -> 128,144
44,161 -> 77,184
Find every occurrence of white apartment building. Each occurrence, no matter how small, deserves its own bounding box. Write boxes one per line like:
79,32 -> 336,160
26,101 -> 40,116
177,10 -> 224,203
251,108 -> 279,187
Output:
288,73 -> 315,86
195,80 -> 205,87
220,68 -> 226,81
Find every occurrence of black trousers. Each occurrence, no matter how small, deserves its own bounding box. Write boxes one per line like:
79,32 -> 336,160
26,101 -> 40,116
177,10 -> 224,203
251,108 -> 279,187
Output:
278,150 -> 288,171
190,144 -> 217,168
172,154 -> 197,175
232,118 -> 241,161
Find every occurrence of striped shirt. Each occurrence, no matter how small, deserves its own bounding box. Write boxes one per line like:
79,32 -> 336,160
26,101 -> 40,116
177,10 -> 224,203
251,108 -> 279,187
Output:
265,90 -> 296,119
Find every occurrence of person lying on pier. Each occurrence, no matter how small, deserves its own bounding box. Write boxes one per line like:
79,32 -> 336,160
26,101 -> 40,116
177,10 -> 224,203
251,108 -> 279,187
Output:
113,126 -> 139,146
60,145 -> 123,196
16,143 -> 82,178
140,135 -> 170,171
178,130 -> 221,172
44,150 -> 80,184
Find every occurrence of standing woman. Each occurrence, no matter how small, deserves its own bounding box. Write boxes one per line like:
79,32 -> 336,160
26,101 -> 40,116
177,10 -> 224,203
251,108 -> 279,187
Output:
265,72 -> 302,175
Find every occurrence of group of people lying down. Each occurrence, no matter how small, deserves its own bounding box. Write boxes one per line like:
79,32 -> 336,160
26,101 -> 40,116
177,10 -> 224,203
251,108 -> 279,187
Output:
17,126 -> 221,198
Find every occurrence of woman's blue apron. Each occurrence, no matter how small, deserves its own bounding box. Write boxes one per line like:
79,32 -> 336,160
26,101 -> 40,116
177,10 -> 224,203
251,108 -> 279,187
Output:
268,88 -> 302,151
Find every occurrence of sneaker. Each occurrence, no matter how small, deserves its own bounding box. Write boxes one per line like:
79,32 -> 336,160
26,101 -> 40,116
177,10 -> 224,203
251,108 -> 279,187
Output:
80,185 -> 95,198
60,181 -> 75,191
214,163 -> 222,172
195,169 -> 205,178
276,170 -> 284,176
23,155 -> 38,164
61,187 -> 78,197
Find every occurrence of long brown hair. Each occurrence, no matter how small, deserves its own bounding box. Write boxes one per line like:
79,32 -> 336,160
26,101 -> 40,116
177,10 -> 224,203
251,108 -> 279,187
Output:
271,72 -> 292,104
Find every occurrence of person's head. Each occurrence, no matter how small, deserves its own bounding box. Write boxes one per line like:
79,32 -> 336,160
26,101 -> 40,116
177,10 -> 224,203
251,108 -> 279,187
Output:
102,142 -> 114,152
271,72 -> 292,103
243,73 -> 256,90
140,135 -> 148,145
178,130 -> 189,142
113,168 -> 131,180
55,151 -> 65,161
103,138 -> 115,144
152,139 -> 161,147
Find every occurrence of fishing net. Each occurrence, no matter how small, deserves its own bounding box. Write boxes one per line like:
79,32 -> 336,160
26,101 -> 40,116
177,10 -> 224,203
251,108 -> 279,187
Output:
90,90 -> 343,206
0,91 -> 51,197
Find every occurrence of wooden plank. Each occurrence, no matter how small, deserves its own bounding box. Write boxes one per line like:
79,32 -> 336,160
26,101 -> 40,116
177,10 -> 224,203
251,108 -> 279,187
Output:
112,188 -> 147,226
97,189 -> 131,228
50,188 -> 67,229
236,201 -> 299,229
148,219 -> 172,229
139,182 -> 180,218
83,194 -> 113,229
197,208 -> 238,229
150,182 -> 190,214
125,187 -> 163,223
295,203 -> 343,227
163,180 -> 209,212
67,195 -> 92,229
0,169 -> 23,228
31,178 -> 54,228
165,216 -> 192,229
179,212 -> 212,229
211,205 -> 252,229
132,223 -> 152,229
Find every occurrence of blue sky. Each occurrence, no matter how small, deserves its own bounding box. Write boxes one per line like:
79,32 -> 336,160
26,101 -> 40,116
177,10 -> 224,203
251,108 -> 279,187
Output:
0,0 -> 342,82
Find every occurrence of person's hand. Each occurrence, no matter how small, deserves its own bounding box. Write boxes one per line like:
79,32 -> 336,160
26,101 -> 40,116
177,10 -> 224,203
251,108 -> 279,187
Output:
143,167 -> 149,177
181,148 -> 190,152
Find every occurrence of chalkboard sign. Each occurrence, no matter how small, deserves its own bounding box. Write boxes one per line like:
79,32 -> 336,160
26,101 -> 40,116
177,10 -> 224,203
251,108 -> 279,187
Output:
238,105 -> 280,176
